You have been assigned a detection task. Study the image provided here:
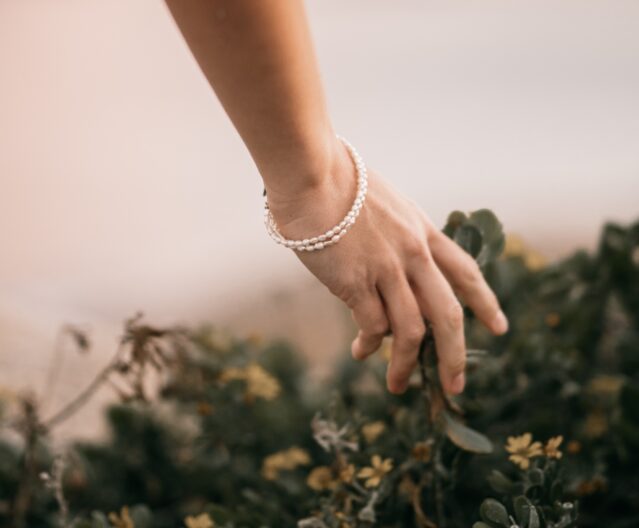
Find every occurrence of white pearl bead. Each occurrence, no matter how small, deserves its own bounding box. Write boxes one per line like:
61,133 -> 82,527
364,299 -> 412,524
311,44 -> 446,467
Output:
264,134 -> 367,253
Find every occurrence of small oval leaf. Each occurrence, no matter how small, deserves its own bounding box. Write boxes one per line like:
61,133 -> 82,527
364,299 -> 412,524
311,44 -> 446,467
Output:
480,498 -> 510,527
442,411 -> 493,454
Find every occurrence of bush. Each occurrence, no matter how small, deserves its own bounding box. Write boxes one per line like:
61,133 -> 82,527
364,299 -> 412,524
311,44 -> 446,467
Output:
0,211 -> 638,527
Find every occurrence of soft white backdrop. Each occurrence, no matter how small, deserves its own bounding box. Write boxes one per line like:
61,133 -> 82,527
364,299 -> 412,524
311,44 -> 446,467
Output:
1,0 -> 638,437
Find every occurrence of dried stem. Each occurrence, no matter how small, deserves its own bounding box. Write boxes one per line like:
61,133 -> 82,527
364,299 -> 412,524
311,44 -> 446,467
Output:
11,397 -> 42,528
42,343 -> 125,430
418,328 -> 448,528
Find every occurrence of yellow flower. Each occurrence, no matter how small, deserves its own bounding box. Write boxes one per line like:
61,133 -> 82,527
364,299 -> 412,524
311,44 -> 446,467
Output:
261,446 -> 310,480
544,436 -> 563,459
505,433 -> 543,470
502,234 -> 547,270
244,363 -> 281,400
306,466 -> 338,491
411,441 -> 432,463
357,455 -> 393,488
108,506 -> 134,528
339,463 -> 355,484
185,513 -> 215,528
362,421 -> 386,443
220,362 -> 281,401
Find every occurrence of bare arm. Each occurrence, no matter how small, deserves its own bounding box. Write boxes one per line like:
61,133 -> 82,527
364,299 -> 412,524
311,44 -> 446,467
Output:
164,0 -> 334,198
164,0 -> 508,395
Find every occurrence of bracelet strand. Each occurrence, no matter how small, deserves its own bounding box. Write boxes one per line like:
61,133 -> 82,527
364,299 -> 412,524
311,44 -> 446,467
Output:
263,134 -> 368,252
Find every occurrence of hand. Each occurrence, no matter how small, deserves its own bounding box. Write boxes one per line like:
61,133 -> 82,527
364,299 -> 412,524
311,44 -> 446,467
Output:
265,136 -> 508,395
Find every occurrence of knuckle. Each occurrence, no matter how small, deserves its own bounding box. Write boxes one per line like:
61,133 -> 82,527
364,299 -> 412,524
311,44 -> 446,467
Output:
380,257 -> 403,280
404,232 -> 429,260
400,322 -> 426,346
445,356 -> 466,375
444,302 -> 465,331
368,317 -> 389,337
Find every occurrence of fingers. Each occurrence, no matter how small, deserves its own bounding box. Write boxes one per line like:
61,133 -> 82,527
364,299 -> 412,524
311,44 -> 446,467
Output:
350,292 -> 389,361
428,230 -> 508,335
408,247 -> 467,395
378,270 -> 426,394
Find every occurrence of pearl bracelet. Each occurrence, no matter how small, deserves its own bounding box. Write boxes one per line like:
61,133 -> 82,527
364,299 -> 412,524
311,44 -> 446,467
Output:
263,134 -> 368,252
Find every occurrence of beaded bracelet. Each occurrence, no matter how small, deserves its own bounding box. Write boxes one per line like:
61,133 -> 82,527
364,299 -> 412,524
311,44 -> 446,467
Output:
263,134 -> 368,252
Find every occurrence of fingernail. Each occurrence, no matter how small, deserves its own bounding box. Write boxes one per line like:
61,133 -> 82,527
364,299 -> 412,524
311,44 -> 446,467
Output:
492,310 -> 509,335
450,372 -> 465,394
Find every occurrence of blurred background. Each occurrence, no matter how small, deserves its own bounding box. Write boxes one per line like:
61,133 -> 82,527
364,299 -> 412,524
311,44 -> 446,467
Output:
0,0 -> 638,440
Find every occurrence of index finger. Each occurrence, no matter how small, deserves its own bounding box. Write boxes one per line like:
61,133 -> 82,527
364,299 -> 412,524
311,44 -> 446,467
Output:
429,230 -> 508,336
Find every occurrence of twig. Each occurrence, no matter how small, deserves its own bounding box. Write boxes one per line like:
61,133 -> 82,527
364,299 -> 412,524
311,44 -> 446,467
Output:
40,454 -> 69,528
11,397 -> 42,528
42,343 -> 125,430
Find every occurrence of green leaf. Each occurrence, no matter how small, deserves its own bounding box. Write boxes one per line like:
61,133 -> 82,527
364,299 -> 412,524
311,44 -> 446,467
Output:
443,210 -> 468,237
473,523 -> 494,528
528,505 -> 540,528
468,209 -> 505,265
513,496 -> 539,527
455,224 -> 483,259
487,470 -> 514,494
442,411 -> 493,454
528,468 -> 545,487
480,498 -> 510,527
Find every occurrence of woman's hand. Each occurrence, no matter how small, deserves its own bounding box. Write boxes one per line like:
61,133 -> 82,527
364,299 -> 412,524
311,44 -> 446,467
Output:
266,136 -> 508,395
165,1 -> 507,394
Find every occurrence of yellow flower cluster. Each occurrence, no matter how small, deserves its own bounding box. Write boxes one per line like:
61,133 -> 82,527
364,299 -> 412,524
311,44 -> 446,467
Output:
262,446 -> 310,480
502,234 -> 547,270
220,362 -> 281,401
306,466 -> 338,491
306,463 -> 357,491
184,513 -> 215,528
108,507 -> 134,528
505,433 -> 563,469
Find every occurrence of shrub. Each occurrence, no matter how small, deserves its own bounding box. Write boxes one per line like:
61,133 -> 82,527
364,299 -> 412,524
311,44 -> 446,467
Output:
0,211 -> 637,527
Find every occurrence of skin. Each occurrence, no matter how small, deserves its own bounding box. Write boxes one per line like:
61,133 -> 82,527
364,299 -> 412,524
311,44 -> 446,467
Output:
164,0 -> 509,395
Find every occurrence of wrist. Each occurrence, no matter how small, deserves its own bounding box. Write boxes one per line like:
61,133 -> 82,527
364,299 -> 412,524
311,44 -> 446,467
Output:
260,127 -> 343,202
264,133 -> 359,241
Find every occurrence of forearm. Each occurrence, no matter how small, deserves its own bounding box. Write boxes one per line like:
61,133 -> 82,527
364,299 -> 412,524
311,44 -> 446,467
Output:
164,0 -> 336,197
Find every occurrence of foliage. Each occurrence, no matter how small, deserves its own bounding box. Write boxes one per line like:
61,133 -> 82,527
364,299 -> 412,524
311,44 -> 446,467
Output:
0,211 -> 638,527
